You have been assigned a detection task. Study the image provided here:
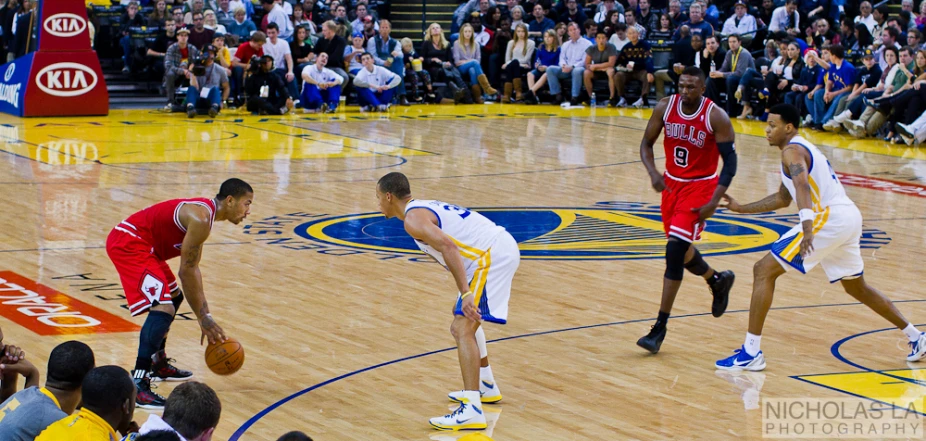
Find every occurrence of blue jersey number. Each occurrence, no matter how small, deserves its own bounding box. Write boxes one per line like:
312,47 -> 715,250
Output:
442,204 -> 471,219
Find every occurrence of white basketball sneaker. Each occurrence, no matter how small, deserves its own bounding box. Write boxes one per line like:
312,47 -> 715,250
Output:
430,392 -> 487,431
907,332 -> 926,362
448,379 -> 502,403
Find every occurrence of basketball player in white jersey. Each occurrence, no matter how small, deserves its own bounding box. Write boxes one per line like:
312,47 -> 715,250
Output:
715,104 -> 926,371
375,172 -> 520,431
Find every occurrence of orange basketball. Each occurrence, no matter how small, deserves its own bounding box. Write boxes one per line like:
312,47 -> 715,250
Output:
205,338 -> 245,375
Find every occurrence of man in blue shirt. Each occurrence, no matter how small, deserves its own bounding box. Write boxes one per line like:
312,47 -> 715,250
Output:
527,3 -> 555,40
673,3 -> 713,41
812,44 -> 855,131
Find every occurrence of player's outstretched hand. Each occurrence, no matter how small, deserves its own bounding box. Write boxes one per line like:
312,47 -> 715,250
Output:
199,315 -> 227,346
650,173 -> 666,192
460,298 -> 482,323
719,194 -> 741,212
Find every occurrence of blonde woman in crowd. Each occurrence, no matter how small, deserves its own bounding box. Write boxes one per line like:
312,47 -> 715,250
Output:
501,23 -> 535,102
421,23 -> 469,103
453,23 -> 498,103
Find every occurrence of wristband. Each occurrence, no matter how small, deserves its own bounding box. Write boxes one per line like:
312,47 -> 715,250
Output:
799,209 -> 814,223
200,313 -> 213,322
460,291 -> 473,300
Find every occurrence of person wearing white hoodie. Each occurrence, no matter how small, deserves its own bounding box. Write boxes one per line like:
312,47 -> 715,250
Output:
354,52 -> 402,111
122,382 -> 221,441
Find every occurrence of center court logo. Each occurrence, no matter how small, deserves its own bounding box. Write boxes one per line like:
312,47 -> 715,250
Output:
280,202 -> 891,260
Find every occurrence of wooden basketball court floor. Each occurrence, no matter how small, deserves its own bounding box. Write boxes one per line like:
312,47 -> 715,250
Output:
2,104 -> 926,440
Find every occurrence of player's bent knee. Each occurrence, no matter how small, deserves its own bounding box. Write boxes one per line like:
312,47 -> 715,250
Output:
151,302 -> 176,316
664,239 -> 690,281
753,254 -> 783,280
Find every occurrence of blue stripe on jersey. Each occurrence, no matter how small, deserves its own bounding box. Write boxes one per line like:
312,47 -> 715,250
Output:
771,236 -> 807,274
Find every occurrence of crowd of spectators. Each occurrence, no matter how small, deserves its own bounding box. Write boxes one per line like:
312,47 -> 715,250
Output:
76,0 -> 926,143
0,326 -> 314,440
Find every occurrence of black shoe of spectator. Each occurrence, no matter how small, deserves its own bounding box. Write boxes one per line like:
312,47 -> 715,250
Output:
609,96 -> 619,107
452,88 -> 467,104
553,93 -> 564,105
186,105 -> 196,118
523,90 -> 537,104
399,95 -> 410,106
208,105 -> 219,118
569,98 -> 580,106
813,124 -> 825,131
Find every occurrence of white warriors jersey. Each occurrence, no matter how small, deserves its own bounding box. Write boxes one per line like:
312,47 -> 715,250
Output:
781,136 -> 854,212
404,199 -> 507,274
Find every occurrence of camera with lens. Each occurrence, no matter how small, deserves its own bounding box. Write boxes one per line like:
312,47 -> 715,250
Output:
248,55 -> 261,74
190,54 -> 207,77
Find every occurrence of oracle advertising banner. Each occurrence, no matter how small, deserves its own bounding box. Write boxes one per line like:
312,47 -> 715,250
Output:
0,0 -> 108,117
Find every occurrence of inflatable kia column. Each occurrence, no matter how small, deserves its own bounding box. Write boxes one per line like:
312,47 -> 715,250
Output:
0,0 -> 108,117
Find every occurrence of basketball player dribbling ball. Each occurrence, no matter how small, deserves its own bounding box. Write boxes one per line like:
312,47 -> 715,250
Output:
637,66 -> 739,354
375,172 -> 520,431
715,104 -> 926,370
105,178 -> 252,409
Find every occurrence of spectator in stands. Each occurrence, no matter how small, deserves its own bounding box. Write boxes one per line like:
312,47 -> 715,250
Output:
0,328 -> 35,404
854,1 -> 875,34
120,1 -> 145,74
315,20 -> 349,83
698,34 -> 725,77
809,18 -> 838,50
875,27 -> 901,72
355,52 -> 402,111
300,52 -> 342,112
602,10 -> 624,38
547,22 -> 592,104
184,44 -> 230,118
917,2 -> 926,29
277,432 -> 313,441
35,366 -> 135,441
673,3 -> 711,40
421,22 -> 469,102
527,3 -> 555,40
171,7 -> 184,27
805,44 -> 853,130
189,12 -> 215,49
879,51 -> 926,142
264,22 -> 299,99
227,7 -> 256,41
124,381 -> 221,441
614,26 -> 654,107
872,5 -> 888,47
709,34 -> 753,115
830,52 -> 880,128
345,31 -> 365,74
332,5 -> 351,35
147,19 -> 178,82
485,6 -> 502,31
400,37 -> 436,102
351,4 -> 377,35
183,0 -> 206,25
230,30 -> 265,103
261,0 -> 293,40
625,10 -> 646,40
844,47 -> 908,137
524,29 -> 559,103
721,1 -> 756,47
244,54 -> 293,114
594,0 -> 624,23
0,341 -> 93,441
655,33 -> 698,98
782,49 -> 817,117
759,41 -> 805,117
583,19 -> 598,43
454,23 -> 497,103
909,30 -> 925,51
609,23 -> 629,51
500,23 -> 534,102
215,0 -> 234,23
164,28 -> 201,107
509,5 -> 525,28
203,10 -> 227,34
637,0 -> 659,35
291,26 -> 314,88
293,4 -> 314,36
581,30 -> 618,106
213,33 -> 232,75
559,0 -> 586,25
367,19 -> 407,105
845,23 -> 871,63
768,0 -> 799,37
303,0 -> 322,27
667,0 -> 687,28
149,0 -> 169,26
359,15 -> 376,46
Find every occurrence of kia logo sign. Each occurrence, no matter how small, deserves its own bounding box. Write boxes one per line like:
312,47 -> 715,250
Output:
35,63 -> 98,97
43,13 -> 87,38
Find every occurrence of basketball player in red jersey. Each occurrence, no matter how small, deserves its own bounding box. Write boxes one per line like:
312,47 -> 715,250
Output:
105,178 -> 251,409
637,66 -> 738,354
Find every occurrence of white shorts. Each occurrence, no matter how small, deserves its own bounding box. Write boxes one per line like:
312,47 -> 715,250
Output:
454,232 -> 520,324
771,204 -> 864,283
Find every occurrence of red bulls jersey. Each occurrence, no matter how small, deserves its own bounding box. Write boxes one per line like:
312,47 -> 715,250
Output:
662,95 -> 719,180
114,198 -> 216,261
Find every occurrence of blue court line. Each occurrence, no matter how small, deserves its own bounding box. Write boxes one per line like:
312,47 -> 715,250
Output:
229,298 -> 926,440
0,241 -> 250,254
829,324 -> 926,387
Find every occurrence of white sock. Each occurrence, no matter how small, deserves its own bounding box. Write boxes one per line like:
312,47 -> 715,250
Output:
463,390 -> 482,408
480,365 -> 495,384
475,326 -> 488,359
904,324 -> 922,342
744,332 -> 762,356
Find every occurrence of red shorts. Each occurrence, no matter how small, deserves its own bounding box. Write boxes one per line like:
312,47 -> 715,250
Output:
661,174 -> 718,243
106,227 -> 176,316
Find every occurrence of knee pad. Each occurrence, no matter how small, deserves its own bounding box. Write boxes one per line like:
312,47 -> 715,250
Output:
171,290 -> 185,311
684,248 -> 710,276
664,239 -> 690,281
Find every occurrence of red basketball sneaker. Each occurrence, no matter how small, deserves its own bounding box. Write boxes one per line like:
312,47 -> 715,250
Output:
151,350 -> 194,382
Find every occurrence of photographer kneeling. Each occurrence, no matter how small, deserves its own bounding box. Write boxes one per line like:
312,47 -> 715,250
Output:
185,44 -> 231,118
246,55 -> 295,115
